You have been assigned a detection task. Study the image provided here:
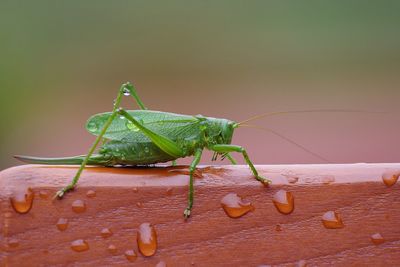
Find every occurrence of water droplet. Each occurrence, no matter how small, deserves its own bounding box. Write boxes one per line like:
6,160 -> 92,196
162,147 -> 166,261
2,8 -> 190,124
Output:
144,147 -> 150,154
297,260 -> 307,267
156,261 -> 167,267
101,228 -> 113,238
39,190 -> 49,199
123,87 -> 131,96
382,170 -> 399,187
8,238 -> 19,248
166,187 -> 173,196
371,233 -> 385,245
87,121 -> 98,132
119,115 -> 126,120
137,222 -> 157,257
71,239 -> 89,252
221,193 -> 254,218
10,187 -> 34,214
275,224 -> 282,232
86,190 -> 96,198
126,120 -> 139,131
322,211 -> 344,229
136,202 -> 143,208
125,249 -> 137,262
108,244 -> 118,255
272,190 -> 294,215
287,176 -> 299,184
56,218 -> 68,231
321,175 -> 335,184
72,200 -> 86,213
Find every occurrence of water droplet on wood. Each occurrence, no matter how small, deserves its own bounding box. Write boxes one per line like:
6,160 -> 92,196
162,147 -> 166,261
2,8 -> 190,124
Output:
272,190 -> 294,215
10,187 -> 34,214
371,233 -> 385,245
221,193 -> 254,218
8,238 -> 19,248
107,244 -> 117,255
382,170 -> 399,187
71,239 -> 89,252
86,190 -> 96,198
137,222 -> 157,257
125,249 -> 137,262
322,211 -> 344,229
101,228 -> 113,238
72,200 -> 86,213
56,218 -> 68,231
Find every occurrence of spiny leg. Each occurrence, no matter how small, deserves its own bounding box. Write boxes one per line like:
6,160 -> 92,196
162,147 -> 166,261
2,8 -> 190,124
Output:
224,153 -> 237,164
184,148 -> 203,219
55,83 -> 132,198
211,144 -> 271,186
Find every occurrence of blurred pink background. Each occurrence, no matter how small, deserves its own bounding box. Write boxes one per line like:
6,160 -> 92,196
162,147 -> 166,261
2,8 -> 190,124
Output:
0,1 -> 399,170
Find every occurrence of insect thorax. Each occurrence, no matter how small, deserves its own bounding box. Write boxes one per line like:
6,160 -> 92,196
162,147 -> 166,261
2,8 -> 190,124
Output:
200,116 -> 236,148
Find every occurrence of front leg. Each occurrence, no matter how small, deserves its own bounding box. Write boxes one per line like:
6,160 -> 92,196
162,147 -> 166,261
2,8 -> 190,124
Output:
184,148 -> 203,219
211,144 -> 271,186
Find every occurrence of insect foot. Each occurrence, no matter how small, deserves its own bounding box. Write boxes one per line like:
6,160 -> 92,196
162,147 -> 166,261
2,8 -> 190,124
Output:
183,208 -> 191,220
257,176 -> 272,186
53,185 -> 74,199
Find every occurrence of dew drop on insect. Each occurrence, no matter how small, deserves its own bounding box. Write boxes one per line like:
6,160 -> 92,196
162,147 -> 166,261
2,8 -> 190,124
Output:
86,190 -> 96,198
382,170 -> 399,187
272,190 -> 294,215
10,187 -> 34,214
72,200 -> 86,213
371,233 -> 385,245
101,228 -> 113,238
137,222 -> 157,257
322,211 -> 344,229
108,244 -> 118,255
124,249 -> 137,262
221,193 -> 255,218
87,121 -> 98,132
156,261 -> 167,267
123,87 -> 131,96
39,190 -> 49,199
7,238 -> 19,248
71,239 -> 89,252
56,218 -> 68,231
119,115 -> 126,120
126,120 -> 139,132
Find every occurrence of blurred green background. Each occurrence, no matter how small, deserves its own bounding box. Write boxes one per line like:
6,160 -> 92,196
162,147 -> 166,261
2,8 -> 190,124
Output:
0,1 -> 399,170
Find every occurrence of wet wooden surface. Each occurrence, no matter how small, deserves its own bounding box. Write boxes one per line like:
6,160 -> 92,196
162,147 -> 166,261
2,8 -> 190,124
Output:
1,164 -> 400,267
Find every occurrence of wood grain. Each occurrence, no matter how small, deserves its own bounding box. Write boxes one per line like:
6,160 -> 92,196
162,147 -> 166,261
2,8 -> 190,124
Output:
1,163 -> 400,267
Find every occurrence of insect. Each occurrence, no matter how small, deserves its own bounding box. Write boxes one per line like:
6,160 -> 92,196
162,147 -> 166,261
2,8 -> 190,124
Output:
15,82 -> 375,218
15,82 -> 271,218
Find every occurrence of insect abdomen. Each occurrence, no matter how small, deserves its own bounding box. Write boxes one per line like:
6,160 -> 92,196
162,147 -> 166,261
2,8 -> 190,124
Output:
100,141 -> 177,165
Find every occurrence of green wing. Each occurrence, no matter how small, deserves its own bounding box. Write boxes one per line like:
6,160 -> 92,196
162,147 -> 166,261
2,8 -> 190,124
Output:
86,110 -> 200,142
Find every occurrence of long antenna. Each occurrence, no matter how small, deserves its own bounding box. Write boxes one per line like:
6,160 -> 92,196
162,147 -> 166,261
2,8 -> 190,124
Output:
238,109 -> 384,125
240,124 -> 331,163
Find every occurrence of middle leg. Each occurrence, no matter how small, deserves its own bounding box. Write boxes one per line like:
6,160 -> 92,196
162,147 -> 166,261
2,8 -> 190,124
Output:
184,148 -> 203,219
211,144 -> 271,186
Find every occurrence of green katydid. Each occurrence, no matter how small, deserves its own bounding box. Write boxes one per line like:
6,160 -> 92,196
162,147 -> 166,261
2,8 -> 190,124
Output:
14,82 -> 377,218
